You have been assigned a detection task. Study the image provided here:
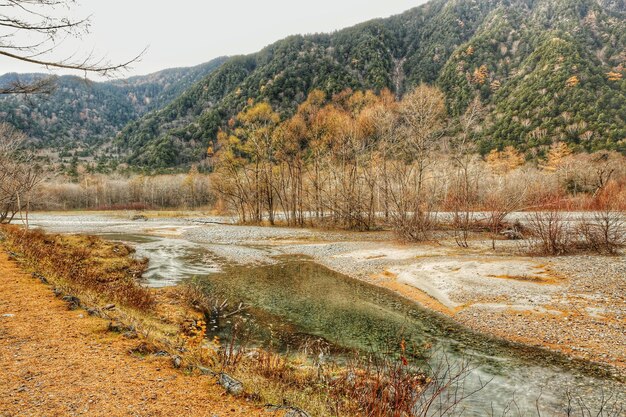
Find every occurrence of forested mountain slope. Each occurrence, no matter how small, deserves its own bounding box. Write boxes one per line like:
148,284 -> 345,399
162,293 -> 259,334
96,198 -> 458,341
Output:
114,0 -> 626,168
0,57 -> 226,154
0,0 -> 624,169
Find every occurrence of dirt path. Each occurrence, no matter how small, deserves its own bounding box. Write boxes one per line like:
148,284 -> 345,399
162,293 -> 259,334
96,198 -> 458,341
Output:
0,253 -> 275,417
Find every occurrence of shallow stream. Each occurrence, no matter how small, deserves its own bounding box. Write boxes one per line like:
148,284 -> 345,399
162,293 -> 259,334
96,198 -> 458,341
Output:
27,216 -> 625,416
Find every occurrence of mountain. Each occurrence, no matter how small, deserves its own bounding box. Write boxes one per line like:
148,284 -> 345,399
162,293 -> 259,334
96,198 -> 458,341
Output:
0,57 -> 226,155
0,0 -> 624,170
115,0 -> 625,168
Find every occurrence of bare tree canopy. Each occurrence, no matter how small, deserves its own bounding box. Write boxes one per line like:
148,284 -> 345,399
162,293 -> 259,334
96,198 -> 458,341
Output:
0,123 -> 42,224
0,0 -> 144,94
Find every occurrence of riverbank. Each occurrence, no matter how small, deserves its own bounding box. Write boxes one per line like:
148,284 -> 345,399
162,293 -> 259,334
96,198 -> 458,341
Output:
20,212 -> 626,376
279,238 -> 625,374
0,251 -> 269,417
179,218 -> 626,376
2,225 -> 445,417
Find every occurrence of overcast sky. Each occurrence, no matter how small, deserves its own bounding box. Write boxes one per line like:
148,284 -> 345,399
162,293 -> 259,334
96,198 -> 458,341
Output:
0,0 -> 426,79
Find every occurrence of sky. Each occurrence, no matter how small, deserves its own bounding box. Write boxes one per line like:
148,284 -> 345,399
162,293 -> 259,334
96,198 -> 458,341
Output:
0,0 -> 426,79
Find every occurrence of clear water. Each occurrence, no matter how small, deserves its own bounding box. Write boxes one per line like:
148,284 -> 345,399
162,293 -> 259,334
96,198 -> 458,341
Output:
70,230 -> 626,415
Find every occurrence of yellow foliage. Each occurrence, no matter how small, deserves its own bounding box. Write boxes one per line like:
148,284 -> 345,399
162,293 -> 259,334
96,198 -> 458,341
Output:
473,65 -> 488,85
565,75 -> 580,88
607,71 -> 623,81
486,146 -> 525,173
541,142 -> 572,172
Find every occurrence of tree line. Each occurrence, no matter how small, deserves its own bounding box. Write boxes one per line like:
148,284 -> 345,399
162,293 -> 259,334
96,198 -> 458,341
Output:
210,86 -> 626,242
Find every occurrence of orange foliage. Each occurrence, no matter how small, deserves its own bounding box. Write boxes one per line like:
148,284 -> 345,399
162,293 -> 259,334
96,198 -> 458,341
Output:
565,75 -> 580,88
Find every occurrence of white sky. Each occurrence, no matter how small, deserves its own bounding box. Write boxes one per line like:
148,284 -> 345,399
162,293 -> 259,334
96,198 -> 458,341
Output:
0,0 -> 426,79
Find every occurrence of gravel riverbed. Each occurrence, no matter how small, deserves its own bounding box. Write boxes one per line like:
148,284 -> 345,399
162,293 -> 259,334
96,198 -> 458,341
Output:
26,212 -> 626,376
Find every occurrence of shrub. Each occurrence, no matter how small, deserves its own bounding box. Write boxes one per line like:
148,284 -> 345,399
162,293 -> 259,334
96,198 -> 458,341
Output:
578,208 -> 626,254
527,207 -> 571,255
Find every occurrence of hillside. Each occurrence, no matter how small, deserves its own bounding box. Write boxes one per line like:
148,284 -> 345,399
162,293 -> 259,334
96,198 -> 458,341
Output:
0,57 -> 226,156
115,0 -> 626,168
0,0 -> 624,169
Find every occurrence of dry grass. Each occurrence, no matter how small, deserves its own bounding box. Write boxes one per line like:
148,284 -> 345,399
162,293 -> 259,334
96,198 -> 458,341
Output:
1,225 -> 154,309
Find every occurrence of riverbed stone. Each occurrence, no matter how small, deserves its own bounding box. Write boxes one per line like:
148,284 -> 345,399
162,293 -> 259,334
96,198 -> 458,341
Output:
218,373 -> 243,395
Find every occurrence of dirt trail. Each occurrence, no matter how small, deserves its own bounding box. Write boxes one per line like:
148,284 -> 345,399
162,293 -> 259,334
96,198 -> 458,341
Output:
0,253 -> 274,417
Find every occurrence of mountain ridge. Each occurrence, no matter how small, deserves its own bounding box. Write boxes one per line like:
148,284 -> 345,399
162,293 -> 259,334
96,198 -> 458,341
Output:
116,0 -> 626,168
0,57 -> 227,155
1,0 -> 625,169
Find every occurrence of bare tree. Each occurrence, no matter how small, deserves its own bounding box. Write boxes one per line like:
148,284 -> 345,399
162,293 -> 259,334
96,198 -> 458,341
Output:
386,84 -> 447,241
578,192 -> 626,254
398,84 -> 446,196
482,173 -> 527,250
448,96 -> 483,248
527,204 -> 571,255
0,123 -> 42,225
0,0 -> 144,94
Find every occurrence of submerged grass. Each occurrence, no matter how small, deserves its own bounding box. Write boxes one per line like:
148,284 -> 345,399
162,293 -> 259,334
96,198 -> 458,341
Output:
0,225 -> 436,416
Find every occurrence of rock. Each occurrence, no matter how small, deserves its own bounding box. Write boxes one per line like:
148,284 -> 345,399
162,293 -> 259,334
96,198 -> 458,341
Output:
62,295 -> 80,310
172,355 -> 182,369
218,373 -> 243,395
285,408 -> 312,417
245,350 -> 260,359
500,229 -> 524,240
31,272 -> 48,284
86,308 -> 101,317
2,314 -> 14,318
107,321 -> 124,333
197,366 -> 215,376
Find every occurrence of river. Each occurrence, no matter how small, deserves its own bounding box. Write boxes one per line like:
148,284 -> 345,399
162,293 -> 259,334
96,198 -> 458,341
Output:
26,213 -> 625,416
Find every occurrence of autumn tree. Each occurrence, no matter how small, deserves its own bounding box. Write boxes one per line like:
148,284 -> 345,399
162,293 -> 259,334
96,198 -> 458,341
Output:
273,113 -> 307,226
485,146 -> 525,174
212,130 -> 253,222
448,96 -> 483,247
565,75 -> 580,88
472,65 -> 488,85
230,102 -> 280,223
370,89 -> 399,221
542,142 -> 572,172
388,84 -> 447,240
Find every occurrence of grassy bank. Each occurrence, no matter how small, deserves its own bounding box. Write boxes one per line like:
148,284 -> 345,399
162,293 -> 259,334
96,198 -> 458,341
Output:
0,225 -> 441,417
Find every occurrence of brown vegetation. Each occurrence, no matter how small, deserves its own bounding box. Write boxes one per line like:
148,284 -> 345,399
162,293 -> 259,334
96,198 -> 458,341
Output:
0,124 -> 42,224
0,226 -> 450,416
207,87 -> 626,247
34,168 -> 214,211
0,251 -> 269,416
1,225 -> 154,309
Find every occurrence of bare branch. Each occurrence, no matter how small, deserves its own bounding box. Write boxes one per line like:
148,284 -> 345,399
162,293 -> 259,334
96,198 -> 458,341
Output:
0,0 -> 146,94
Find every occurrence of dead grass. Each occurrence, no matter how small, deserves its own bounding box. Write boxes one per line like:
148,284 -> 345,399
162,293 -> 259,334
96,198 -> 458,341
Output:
0,252 -> 274,417
1,225 -> 154,310
0,226 -> 437,416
